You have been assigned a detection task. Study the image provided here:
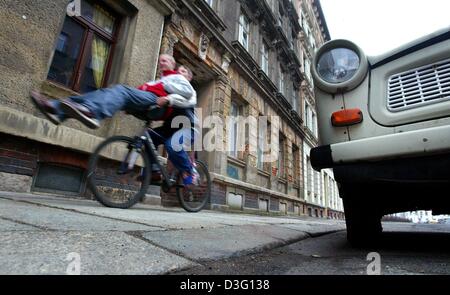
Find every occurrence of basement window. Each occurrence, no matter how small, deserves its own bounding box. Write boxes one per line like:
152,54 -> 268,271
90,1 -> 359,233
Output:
33,163 -> 84,195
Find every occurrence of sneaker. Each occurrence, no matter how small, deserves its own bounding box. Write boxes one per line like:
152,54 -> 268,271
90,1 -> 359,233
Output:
183,171 -> 199,187
192,167 -> 200,184
30,90 -> 62,125
60,100 -> 100,129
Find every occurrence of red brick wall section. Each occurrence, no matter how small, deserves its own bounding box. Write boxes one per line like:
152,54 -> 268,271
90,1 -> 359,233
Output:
244,191 -> 258,209
0,133 -> 89,177
160,188 -> 180,207
38,145 -> 89,169
161,182 -> 227,208
288,201 -> 294,213
0,134 -> 38,176
270,197 -> 279,211
210,182 -> 226,205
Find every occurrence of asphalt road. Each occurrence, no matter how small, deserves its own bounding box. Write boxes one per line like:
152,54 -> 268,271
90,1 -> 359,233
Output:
174,222 -> 450,275
0,192 -> 345,275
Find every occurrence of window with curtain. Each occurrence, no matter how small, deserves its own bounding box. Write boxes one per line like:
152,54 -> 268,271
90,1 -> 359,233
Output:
312,112 -> 318,137
257,115 -> 266,170
293,145 -> 300,184
306,155 -> 312,196
277,135 -> 285,178
292,91 -> 298,112
279,71 -> 285,95
304,58 -> 312,83
304,103 -> 310,128
238,12 -> 250,51
47,0 -> 119,93
261,41 -> 269,75
228,102 -> 243,158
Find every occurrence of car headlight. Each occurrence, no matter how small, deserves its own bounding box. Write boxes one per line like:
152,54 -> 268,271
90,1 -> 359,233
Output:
312,39 -> 368,94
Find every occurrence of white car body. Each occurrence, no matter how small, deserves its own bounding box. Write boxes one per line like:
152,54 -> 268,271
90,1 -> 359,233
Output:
310,27 -> 450,246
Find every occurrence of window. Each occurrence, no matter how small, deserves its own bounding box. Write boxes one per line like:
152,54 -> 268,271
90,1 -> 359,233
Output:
292,91 -> 298,112
279,71 -> 285,95
309,34 -> 315,51
305,104 -> 315,134
291,30 -> 296,51
314,170 -> 320,199
238,12 -> 250,51
302,14 -> 310,38
229,102 -> 243,158
306,155 -> 312,197
47,0 -> 119,93
304,103 -> 310,128
312,112 -> 318,137
293,145 -> 300,184
260,42 -> 269,75
304,58 -> 312,83
267,0 -> 276,14
205,0 -> 214,7
257,116 -> 266,170
304,103 -> 317,137
33,163 -> 84,195
277,135 -> 285,178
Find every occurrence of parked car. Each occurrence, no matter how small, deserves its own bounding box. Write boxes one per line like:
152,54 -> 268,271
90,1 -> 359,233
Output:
438,218 -> 450,225
310,27 -> 450,246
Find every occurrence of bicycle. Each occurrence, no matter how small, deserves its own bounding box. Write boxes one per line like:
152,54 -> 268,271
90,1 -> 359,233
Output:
86,106 -> 211,212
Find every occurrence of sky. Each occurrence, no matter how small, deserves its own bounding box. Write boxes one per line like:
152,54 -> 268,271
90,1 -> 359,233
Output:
319,0 -> 450,56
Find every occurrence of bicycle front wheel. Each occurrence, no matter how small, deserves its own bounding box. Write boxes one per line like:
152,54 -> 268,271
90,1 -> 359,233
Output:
176,160 -> 211,212
87,136 -> 151,209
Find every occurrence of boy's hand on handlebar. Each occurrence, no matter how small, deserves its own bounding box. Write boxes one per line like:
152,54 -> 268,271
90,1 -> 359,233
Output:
157,96 -> 169,107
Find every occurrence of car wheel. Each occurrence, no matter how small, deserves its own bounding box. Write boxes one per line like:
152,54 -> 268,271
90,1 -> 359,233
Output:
340,184 -> 383,248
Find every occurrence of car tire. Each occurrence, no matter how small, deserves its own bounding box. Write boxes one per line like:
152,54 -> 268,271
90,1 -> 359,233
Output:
340,183 -> 383,248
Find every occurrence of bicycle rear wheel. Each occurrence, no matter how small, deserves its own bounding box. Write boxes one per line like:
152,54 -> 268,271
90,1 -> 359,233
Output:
87,136 -> 150,209
176,160 -> 211,212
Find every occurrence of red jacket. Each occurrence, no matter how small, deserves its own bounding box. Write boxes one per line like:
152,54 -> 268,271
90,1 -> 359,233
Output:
137,70 -> 178,96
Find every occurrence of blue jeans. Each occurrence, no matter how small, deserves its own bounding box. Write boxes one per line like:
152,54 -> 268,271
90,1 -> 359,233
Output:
150,127 -> 195,174
49,84 -> 194,175
49,84 -> 158,121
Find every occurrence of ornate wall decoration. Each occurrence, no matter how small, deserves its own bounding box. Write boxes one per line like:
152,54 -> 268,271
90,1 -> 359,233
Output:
198,32 -> 210,60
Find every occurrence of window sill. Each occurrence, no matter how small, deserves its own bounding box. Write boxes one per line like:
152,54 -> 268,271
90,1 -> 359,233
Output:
278,177 -> 288,184
257,169 -> 270,177
41,80 -> 80,99
227,156 -> 246,168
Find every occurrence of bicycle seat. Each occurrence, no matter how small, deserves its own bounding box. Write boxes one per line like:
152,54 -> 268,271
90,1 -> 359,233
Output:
127,105 -> 173,122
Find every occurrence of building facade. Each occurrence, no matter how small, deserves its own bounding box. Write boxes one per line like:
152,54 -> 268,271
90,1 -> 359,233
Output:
0,0 -> 343,218
0,0 -> 175,197
393,211 -> 439,224
297,0 -> 344,219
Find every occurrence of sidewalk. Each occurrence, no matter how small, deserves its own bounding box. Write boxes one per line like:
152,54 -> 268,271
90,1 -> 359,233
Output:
0,191 -> 345,275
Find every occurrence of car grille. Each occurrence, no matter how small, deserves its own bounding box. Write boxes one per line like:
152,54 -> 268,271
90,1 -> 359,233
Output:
387,58 -> 450,112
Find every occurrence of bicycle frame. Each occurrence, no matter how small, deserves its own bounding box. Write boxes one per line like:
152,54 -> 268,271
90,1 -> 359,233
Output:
135,125 -> 179,190
88,120 -> 210,211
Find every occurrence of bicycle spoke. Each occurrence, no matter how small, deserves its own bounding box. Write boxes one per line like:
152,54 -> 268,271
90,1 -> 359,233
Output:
176,160 -> 211,212
88,136 -> 150,209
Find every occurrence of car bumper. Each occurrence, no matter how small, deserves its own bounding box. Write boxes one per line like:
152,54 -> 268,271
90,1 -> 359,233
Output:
311,124 -> 450,171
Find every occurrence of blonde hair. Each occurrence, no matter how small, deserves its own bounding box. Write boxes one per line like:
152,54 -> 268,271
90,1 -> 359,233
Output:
160,54 -> 176,67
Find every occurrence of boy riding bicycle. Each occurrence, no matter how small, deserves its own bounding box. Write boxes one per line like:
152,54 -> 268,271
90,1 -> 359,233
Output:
31,54 -> 199,186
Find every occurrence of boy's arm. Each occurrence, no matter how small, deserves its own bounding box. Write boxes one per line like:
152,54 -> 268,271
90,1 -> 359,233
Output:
167,90 -> 197,108
163,75 -> 194,98
137,79 -> 157,91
